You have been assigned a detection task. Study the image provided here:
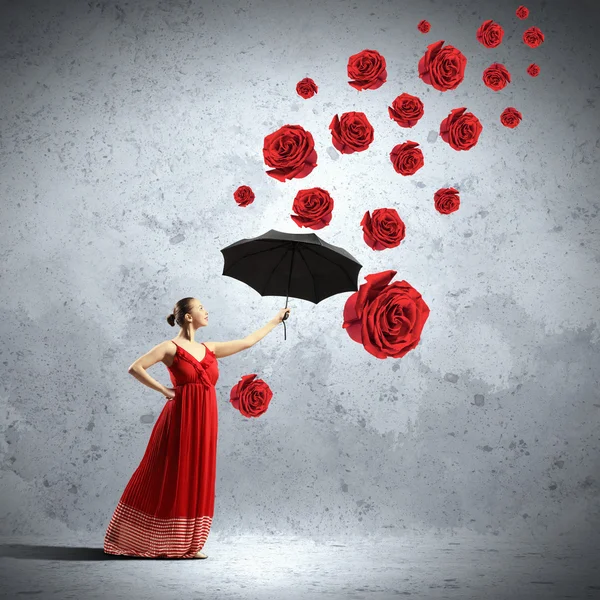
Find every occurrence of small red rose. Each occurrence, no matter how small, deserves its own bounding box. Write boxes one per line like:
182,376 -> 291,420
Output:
527,63 -> 540,77
233,185 -> 255,207
360,209 -> 406,250
329,112 -> 374,154
418,40 -> 467,92
434,187 -> 460,214
523,26 -> 544,48
417,20 -> 430,33
390,141 -> 424,176
388,93 -> 424,128
516,5 -> 529,19
342,270 -> 430,359
482,63 -> 511,91
440,107 -> 483,151
347,49 -> 387,91
500,107 -> 522,128
291,187 -> 334,230
230,374 -> 273,418
263,124 -> 318,182
296,77 -> 318,99
476,20 -> 505,48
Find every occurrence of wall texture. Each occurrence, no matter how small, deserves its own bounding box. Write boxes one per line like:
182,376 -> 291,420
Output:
0,0 -> 598,546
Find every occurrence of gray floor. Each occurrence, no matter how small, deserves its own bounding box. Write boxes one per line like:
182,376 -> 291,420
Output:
1,532 -> 598,600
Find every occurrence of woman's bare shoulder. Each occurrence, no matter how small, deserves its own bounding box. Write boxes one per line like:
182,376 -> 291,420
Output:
160,339 -> 177,356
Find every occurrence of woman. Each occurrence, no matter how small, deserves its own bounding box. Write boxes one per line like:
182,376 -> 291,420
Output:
103,297 -> 291,559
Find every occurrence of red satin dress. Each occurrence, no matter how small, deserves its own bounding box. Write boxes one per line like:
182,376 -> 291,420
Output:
103,340 -> 219,558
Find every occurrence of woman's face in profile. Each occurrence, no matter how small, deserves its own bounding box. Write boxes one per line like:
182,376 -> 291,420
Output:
194,301 -> 208,324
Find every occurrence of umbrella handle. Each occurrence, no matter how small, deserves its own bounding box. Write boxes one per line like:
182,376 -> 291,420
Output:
282,306 -> 289,340
282,291 -> 290,340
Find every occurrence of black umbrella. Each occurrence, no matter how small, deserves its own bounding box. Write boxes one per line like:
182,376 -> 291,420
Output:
220,229 -> 363,340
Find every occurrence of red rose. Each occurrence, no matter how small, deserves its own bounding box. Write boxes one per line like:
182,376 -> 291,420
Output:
390,141 -> 424,176
230,374 -> 273,418
527,63 -> 540,77
263,124 -> 318,182
329,112 -> 374,154
360,209 -> 406,250
233,185 -> 255,207
296,77 -> 318,99
434,187 -> 460,214
440,107 -> 483,151
523,26 -> 544,48
388,93 -> 424,128
342,270 -> 430,359
516,5 -> 529,19
291,187 -> 334,230
482,63 -> 511,91
476,20 -> 505,48
347,49 -> 387,91
500,107 -> 522,128
417,20 -> 430,33
418,40 -> 467,92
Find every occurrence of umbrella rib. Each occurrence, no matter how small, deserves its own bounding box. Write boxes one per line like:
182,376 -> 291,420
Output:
260,242 -> 295,295
297,246 -> 318,302
302,244 -> 358,289
222,242 -> 290,273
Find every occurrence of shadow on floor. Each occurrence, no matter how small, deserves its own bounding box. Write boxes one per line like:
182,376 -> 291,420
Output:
0,544 -> 180,561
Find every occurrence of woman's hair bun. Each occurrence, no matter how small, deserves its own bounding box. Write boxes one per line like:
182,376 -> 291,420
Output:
167,298 -> 194,327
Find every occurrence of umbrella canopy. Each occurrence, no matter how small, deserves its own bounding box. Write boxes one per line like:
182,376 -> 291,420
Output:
220,229 -> 363,340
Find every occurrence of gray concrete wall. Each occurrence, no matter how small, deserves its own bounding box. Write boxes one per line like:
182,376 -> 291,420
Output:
0,0 -> 598,547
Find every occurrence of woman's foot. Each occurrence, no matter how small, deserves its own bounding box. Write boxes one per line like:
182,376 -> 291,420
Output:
193,550 -> 208,559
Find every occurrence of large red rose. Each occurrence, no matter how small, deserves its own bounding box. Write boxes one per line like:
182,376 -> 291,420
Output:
482,63 -> 511,91
342,270 -> 430,359
329,112 -> 374,154
233,185 -> 255,207
439,107 -> 483,151
347,49 -> 387,91
296,77 -> 318,99
500,107 -> 522,128
418,40 -> 467,92
388,93 -> 424,128
527,63 -> 540,77
291,187 -> 334,230
360,209 -> 406,250
476,20 -> 504,48
523,26 -> 544,48
434,187 -> 460,214
263,124 -> 318,182
516,5 -> 529,19
230,374 -> 273,418
390,141 -> 424,175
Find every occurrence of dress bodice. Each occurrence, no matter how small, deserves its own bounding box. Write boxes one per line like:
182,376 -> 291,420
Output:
167,342 -> 219,388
